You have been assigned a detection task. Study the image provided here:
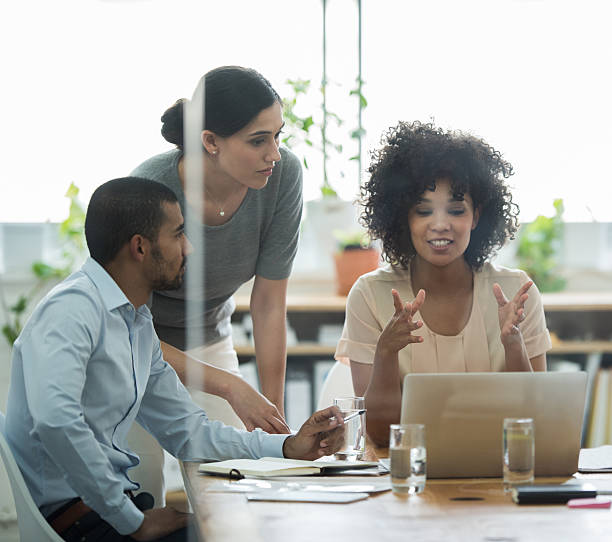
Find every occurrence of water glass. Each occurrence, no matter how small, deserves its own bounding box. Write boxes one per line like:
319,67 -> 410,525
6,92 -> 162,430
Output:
503,417 -> 535,491
333,397 -> 366,460
389,423 -> 426,495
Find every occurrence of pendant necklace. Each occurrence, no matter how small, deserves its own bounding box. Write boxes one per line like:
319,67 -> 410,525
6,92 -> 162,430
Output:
204,186 -> 226,217
203,149 -> 226,216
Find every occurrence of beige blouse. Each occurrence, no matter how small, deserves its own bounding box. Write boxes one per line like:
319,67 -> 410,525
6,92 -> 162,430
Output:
335,262 -> 552,374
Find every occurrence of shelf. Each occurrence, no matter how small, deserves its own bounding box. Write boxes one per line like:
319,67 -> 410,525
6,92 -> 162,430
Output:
234,295 -> 346,312
541,292 -> 612,312
235,340 -> 612,358
235,343 -> 336,357
233,290 -> 612,361
234,292 -> 612,313
550,341 -> 612,355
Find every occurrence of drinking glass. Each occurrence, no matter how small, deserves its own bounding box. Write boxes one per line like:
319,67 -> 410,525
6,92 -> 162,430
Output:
503,417 -> 535,491
389,423 -> 426,495
333,397 -> 366,460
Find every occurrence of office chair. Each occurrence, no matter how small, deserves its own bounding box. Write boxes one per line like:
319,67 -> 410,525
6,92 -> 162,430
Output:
316,361 -> 355,411
0,411 -> 64,541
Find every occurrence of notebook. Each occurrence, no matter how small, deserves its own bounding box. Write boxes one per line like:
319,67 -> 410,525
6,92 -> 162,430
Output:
578,445 -> 612,473
400,372 -> 587,478
198,457 -> 380,478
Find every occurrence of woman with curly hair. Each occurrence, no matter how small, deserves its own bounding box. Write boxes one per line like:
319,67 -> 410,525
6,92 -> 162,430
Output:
335,121 -> 551,445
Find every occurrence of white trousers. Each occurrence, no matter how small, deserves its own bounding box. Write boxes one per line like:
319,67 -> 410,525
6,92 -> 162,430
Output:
126,336 -> 246,506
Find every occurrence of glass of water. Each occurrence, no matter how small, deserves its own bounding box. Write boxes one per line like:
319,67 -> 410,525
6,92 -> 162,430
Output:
333,397 -> 366,460
503,417 -> 534,491
389,423 -> 426,495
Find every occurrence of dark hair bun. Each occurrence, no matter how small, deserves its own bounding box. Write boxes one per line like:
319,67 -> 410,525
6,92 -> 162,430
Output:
160,98 -> 188,147
159,67 -> 280,150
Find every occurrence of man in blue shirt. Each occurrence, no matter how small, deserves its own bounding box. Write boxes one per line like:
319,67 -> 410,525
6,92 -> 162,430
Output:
5,178 -> 345,541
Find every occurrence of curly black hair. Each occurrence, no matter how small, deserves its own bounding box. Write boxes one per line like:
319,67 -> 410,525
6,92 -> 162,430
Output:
361,121 -> 519,270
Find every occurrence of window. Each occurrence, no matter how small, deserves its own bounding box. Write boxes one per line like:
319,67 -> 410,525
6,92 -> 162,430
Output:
1,0 -> 610,222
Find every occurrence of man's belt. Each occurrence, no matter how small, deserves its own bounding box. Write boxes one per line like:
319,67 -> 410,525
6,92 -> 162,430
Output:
47,491 -> 135,535
48,499 -> 92,534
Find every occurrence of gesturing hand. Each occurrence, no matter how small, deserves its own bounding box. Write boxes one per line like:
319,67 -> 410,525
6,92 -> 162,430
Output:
493,280 -> 532,343
378,288 -> 426,355
282,406 -> 346,460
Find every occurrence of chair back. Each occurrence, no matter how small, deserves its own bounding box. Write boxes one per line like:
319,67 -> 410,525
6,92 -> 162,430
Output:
0,411 -> 64,541
316,361 -> 356,411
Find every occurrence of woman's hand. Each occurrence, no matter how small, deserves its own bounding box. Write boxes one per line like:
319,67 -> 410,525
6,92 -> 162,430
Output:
226,377 -> 291,434
378,288 -> 426,355
159,340 -> 290,432
493,280 -> 532,344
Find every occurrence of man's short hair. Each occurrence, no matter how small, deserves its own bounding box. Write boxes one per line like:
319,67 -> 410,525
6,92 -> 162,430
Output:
85,177 -> 179,265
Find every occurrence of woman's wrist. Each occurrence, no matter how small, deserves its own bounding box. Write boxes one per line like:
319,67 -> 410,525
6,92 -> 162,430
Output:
500,330 -> 524,350
262,388 -> 284,414
214,368 -> 239,402
502,334 -> 532,371
375,341 -> 401,361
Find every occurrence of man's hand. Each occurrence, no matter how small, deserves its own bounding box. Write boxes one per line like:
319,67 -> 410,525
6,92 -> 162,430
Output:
378,289 -> 426,355
130,507 -> 191,541
282,406 -> 346,460
227,378 -> 291,434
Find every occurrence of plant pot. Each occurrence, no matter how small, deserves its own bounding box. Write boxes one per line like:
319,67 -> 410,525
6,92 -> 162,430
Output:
334,247 -> 380,296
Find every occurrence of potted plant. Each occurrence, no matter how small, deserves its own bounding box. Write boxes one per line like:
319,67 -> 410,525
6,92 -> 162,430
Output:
282,75 -> 367,278
516,198 -> 566,292
333,230 -> 380,296
281,0 -> 366,279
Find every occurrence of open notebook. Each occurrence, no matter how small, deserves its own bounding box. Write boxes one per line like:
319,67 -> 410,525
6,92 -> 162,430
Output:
198,457 -> 380,477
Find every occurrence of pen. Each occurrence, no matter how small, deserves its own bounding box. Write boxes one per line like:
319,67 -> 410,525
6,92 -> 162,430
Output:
339,409 -> 366,423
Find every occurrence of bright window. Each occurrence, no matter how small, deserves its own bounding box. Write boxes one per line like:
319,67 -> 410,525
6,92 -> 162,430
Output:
1,0 -> 610,222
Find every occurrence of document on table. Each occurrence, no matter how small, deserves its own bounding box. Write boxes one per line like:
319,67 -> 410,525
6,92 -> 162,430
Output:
204,476 -> 392,494
246,491 -> 369,503
202,476 -> 390,503
579,446 -> 612,473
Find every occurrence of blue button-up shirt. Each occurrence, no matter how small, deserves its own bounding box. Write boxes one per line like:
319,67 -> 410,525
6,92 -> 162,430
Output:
6,258 -> 286,535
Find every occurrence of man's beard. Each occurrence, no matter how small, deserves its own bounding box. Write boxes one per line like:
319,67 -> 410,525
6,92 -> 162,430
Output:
150,246 -> 186,291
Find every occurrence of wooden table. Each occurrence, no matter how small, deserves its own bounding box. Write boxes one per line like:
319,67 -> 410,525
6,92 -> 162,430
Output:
180,460 -> 612,542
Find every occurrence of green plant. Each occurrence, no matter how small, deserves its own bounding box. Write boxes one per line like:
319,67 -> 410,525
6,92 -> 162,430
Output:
281,76 -> 366,199
281,78 -> 315,164
1,183 -> 86,346
516,198 -> 566,293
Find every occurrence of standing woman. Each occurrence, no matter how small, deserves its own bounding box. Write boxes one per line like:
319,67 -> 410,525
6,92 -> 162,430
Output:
131,66 -> 301,433
336,121 -> 551,446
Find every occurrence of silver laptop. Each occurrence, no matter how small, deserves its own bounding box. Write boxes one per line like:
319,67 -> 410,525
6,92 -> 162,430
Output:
400,372 -> 587,478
